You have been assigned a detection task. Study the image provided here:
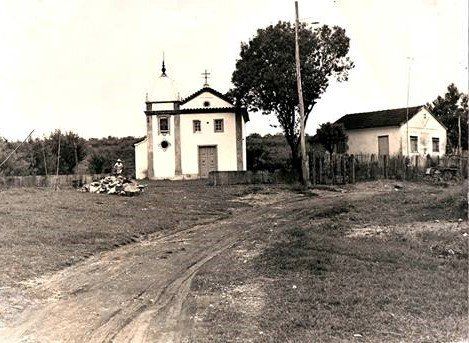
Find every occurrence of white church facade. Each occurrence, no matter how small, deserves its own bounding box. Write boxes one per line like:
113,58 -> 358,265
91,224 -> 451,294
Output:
134,63 -> 249,180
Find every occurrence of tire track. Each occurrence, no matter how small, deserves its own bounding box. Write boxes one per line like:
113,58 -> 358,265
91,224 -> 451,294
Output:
0,190 -> 308,343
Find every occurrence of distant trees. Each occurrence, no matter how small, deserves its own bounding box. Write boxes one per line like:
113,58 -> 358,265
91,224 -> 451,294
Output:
427,83 -> 468,153
87,136 -> 138,176
26,131 -> 88,175
229,21 -> 354,174
0,138 -> 32,176
313,122 -> 348,154
0,132 -> 141,177
246,133 -> 291,171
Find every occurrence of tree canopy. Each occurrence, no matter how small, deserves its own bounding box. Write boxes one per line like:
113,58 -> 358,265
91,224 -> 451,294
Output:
229,21 -> 354,168
313,122 -> 348,154
427,83 -> 468,152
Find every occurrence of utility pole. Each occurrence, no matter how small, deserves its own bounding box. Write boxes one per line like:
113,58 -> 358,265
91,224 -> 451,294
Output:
458,112 -> 462,155
42,140 -> 48,176
405,57 -> 412,159
295,1 -> 311,187
55,131 -> 61,190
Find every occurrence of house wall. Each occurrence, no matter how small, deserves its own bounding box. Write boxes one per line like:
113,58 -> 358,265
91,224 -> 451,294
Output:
180,112 -> 238,175
399,108 -> 447,157
344,108 -> 447,157
346,126 -> 402,155
134,138 -> 148,179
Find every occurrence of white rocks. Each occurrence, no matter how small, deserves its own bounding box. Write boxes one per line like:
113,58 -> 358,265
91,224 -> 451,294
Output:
80,175 -> 146,196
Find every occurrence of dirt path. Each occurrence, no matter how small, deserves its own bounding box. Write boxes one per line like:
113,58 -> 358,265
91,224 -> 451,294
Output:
0,189 -> 323,343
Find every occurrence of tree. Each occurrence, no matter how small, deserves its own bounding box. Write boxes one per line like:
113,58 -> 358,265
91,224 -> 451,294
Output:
229,21 -> 353,172
45,131 -> 88,174
427,83 -> 468,152
314,122 -> 348,154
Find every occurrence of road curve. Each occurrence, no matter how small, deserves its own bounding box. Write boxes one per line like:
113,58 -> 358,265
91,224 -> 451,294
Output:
0,190 -> 306,343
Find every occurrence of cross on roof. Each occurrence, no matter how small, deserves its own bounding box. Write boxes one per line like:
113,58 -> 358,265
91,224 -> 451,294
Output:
201,69 -> 211,87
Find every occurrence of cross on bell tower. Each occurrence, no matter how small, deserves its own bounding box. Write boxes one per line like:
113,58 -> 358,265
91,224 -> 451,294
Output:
201,69 -> 211,87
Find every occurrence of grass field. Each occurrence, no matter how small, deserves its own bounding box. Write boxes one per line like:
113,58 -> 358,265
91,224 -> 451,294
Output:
0,180 -> 467,342
0,180 -> 249,287
186,181 -> 468,342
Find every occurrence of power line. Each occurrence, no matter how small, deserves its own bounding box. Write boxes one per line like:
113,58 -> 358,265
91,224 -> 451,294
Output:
0,130 -> 35,169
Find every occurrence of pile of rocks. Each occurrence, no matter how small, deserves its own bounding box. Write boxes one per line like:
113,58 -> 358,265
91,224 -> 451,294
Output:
80,175 -> 145,196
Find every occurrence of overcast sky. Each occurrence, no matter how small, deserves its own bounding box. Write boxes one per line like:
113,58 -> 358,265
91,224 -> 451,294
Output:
0,0 -> 467,141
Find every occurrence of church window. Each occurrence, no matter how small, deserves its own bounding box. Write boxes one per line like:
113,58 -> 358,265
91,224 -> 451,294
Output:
161,140 -> 169,149
159,117 -> 169,134
214,119 -> 224,132
193,120 -> 201,132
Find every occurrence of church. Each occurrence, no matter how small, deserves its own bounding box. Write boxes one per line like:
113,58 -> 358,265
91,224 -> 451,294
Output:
134,62 -> 249,180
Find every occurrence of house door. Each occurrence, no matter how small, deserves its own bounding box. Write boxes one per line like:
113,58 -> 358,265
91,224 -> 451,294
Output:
378,135 -> 389,156
198,146 -> 218,178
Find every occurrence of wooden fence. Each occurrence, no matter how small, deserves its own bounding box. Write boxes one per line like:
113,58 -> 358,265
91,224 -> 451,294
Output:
310,153 -> 468,185
0,174 -> 106,188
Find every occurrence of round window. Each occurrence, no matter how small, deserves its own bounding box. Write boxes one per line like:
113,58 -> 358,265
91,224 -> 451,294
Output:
203,101 -> 210,107
161,140 -> 169,149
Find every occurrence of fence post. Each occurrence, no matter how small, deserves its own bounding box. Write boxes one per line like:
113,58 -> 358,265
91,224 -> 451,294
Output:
342,155 -> 347,184
319,157 -> 323,184
351,154 -> 356,183
311,155 -> 316,185
383,155 -> 388,179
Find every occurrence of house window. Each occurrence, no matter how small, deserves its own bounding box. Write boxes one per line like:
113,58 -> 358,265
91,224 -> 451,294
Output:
410,136 -> 418,153
159,117 -> 169,134
432,137 -> 439,152
193,120 -> 201,133
214,119 -> 224,132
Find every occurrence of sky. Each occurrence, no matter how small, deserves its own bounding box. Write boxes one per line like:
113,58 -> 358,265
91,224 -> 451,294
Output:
0,0 -> 467,141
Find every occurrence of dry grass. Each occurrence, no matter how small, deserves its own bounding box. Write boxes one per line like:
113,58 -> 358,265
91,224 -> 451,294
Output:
0,180 -> 252,287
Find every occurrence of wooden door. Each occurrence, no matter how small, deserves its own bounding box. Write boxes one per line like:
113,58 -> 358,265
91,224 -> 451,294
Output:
378,135 -> 389,156
198,146 -> 218,178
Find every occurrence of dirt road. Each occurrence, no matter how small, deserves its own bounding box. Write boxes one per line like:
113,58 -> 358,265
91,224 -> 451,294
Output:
0,189 -> 319,343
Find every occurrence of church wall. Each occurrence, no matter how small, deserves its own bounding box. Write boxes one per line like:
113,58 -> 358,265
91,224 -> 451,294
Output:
150,102 -> 174,111
180,112 -> 238,175
134,137 -> 148,179
180,92 -> 233,110
151,115 -> 176,179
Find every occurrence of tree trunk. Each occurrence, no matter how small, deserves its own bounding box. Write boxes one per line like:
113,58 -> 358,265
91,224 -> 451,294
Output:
288,142 -> 302,181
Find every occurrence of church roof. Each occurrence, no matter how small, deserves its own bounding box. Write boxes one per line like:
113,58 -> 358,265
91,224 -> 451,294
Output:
181,87 -> 234,106
335,105 -> 425,130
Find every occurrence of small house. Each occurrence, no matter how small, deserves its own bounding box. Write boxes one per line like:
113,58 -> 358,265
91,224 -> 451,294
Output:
334,105 -> 447,157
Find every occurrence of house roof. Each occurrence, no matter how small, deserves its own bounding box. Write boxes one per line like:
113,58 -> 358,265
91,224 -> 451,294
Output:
180,87 -> 234,106
335,105 -> 424,130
